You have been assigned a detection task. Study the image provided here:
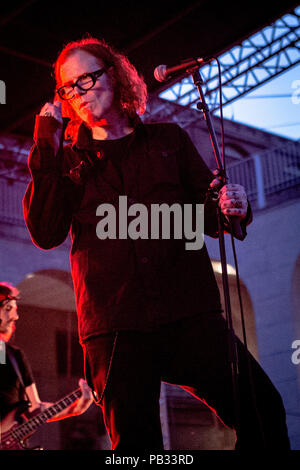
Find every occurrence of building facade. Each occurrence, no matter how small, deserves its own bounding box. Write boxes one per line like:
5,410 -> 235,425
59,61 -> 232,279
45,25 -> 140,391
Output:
1,98 -> 299,449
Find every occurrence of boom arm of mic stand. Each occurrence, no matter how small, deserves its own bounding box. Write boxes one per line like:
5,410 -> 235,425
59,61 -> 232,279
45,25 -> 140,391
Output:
190,67 -> 244,241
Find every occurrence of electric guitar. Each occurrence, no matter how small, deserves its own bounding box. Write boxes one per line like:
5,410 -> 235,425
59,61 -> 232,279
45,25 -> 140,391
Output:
0,388 -> 81,450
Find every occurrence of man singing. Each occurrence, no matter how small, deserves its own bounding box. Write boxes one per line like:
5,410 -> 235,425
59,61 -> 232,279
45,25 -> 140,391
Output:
23,36 -> 290,450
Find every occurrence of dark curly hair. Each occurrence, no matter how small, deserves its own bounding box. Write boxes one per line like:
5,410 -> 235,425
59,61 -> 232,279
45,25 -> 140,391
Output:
0,282 -> 19,306
53,36 -> 148,142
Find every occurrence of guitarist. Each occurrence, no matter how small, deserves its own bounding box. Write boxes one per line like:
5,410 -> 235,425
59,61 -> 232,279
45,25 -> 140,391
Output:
0,282 -> 93,447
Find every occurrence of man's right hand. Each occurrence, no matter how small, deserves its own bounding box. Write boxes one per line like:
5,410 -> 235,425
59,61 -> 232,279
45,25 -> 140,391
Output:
39,100 -> 63,124
39,100 -> 63,154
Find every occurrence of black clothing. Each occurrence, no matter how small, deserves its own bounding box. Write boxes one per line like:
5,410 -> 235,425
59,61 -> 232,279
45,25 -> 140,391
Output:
0,343 -> 34,418
23,117 -> 251,343
23,115 -> 290,451
83,314 -> 290,451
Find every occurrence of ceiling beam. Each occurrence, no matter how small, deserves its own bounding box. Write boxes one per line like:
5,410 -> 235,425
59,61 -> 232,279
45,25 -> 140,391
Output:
0,45 -> 51,67
124,0 -> 203,53
156,7 -> 300,113
0,0 -> 39,28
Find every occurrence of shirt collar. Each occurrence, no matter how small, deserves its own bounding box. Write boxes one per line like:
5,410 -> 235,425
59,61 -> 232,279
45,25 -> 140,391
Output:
74,115 -> 145,151
74,122 -> 94,150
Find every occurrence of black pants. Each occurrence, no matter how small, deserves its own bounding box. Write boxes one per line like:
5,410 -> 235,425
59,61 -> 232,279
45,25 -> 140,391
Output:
83,312 -> 290,451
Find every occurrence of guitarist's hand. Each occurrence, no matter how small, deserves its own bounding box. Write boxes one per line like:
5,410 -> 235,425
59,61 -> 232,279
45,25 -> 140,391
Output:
75,378 -> 94,414
39,402 -> 53,411
43,380 -> 93,422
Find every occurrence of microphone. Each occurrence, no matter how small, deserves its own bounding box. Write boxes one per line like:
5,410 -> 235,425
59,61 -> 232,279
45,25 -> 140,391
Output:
154,57 -> 213,82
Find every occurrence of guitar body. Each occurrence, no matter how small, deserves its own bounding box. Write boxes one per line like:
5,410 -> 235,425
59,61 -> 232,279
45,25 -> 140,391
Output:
0,405 -> 30,450
0,388 -> 81,450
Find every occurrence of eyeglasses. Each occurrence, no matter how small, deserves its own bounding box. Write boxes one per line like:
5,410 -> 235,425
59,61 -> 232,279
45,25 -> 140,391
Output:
56,68 -> 106,100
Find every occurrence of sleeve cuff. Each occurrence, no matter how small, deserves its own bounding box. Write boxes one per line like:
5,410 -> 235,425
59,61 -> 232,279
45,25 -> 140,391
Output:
222,200 -> 253,240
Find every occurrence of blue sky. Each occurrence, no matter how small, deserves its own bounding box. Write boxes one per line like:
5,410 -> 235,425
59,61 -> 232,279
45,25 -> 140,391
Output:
159,59 -> 300,143
216,62 -> 300,142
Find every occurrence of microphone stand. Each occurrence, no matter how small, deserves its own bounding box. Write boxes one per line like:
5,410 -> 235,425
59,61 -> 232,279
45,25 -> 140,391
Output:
190,66 -> 242,436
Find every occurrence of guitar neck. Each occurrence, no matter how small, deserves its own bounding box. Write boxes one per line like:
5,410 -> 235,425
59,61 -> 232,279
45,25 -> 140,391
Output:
11,388 -> 81,442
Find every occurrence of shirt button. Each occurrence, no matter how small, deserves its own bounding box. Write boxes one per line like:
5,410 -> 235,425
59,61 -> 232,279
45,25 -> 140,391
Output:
141,257 -> 149,263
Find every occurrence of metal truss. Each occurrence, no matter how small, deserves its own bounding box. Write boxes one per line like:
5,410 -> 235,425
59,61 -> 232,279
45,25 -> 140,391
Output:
157,6 -> 300,113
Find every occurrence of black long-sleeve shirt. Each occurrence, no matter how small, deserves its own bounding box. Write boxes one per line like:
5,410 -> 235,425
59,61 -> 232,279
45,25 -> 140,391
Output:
0,344 -> 34,418
23,116 -> 251,343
